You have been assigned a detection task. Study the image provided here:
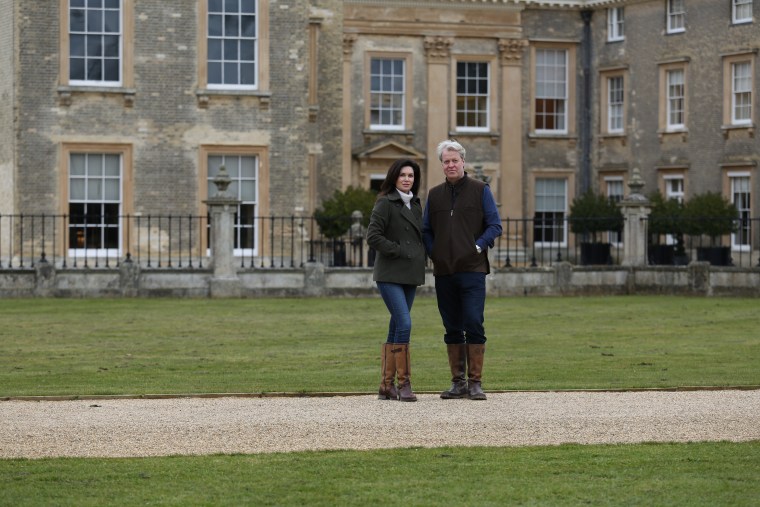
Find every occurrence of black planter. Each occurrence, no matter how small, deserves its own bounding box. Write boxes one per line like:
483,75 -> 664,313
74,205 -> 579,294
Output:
580,242 -> 612,265
648,244 -> 675,265
696,246 -> 731,266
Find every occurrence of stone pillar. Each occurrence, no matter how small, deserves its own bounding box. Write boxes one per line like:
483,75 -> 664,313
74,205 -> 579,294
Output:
619,168 -> 651,267
424,36 -> 453,194
498,39 -> 527,220
341,34 -> 357,189
203,166 -> 242,297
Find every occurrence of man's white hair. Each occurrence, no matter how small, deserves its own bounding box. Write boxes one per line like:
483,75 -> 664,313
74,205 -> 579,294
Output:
437,140 -> 466,162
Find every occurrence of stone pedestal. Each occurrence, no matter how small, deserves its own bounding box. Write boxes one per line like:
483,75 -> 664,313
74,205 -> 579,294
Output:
204,166 -> 242,298
620,168 -> 651,267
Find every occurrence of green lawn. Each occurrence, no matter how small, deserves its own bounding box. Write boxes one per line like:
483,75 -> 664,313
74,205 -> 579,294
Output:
1,296 -> 758,506
1,296 -> 758,397
2,442 -> 759,506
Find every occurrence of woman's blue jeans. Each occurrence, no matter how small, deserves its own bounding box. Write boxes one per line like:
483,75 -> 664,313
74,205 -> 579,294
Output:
376,282 -> 417,344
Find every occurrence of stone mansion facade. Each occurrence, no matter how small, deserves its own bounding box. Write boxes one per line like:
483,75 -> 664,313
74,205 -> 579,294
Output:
0,0 -> 758,261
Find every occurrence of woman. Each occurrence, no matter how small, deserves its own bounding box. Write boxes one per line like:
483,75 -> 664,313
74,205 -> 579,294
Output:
366,158 -> 426,402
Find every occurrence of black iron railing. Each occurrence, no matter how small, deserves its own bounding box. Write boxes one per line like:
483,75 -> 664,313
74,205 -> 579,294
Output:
2,213 -> 758,270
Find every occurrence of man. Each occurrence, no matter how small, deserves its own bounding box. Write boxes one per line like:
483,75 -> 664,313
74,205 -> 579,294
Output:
422,140 -> 502,400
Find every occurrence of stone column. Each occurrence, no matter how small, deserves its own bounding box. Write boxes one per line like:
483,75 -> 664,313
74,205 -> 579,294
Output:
424,36 -> 453,194
619,168 -> 651,267
498,38 -> 528,221
203,166 -> 242,297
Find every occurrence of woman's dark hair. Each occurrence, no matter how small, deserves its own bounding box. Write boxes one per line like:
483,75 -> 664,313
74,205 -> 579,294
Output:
377,158 -> 421,198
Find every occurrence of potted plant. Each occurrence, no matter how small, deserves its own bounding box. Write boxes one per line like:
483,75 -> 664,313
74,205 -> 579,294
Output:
682,191 -> 738,266
647,191 -> 687,265
314,186 -> 376,266
568,190 -> 624,265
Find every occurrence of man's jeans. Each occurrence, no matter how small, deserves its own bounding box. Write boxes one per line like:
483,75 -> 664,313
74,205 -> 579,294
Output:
376,282 -> 417,344
434,272 -> 487,345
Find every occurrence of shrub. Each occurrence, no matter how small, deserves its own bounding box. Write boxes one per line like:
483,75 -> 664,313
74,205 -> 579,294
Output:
682,192 -> 738,245
568,190 -> 624,243
314,186 -> 377,239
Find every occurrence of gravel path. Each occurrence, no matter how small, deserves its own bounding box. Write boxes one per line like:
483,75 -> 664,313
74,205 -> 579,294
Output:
2,390 -> 759,459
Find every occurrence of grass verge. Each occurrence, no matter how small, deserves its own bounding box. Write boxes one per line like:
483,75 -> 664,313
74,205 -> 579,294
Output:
1,296 -> 759,396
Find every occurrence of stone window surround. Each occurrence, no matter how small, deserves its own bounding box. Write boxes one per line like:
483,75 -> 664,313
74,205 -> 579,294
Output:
721,50 -> 757,138
451,55 -> 497,134
529,41 -> 577,139
57,0 -> 136,107
58,142 -> 134,258
599,66 -> 628,141
363,51 -> 414,133
657,58 -> 689,142
607,7 -> 624,43
527,169 -> 576,247
198,145 -> 270,255
196,0 -> 271,109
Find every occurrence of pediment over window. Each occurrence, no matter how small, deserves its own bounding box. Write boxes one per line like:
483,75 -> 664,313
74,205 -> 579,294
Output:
353,140 -> 425,162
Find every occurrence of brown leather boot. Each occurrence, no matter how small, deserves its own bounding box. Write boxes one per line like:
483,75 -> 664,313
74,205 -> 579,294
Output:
440,343 -> 468,399
467,344 -> 486,400
393,344 -> 417,402
378,343 -> 399,400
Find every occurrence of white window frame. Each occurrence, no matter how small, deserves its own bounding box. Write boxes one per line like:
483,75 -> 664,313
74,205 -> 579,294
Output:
607,7 -> 625,42
455,61 -> 490,132
369,57 -> 406,131
607,75 -> 625,134
534,178 -> 568,247
207,154 -> 260,256
731,61 -> 753,125
729,173 -> 751,251
206,0 -> 259,90
666,69 -> 685,130
663,175 -> 684,245
667,0 -> 686,34
605,177 -> 624,245
67,152 -> 123,257
733,0 -> 753,24
68,0 -> 123,87
535,48 -> 568,135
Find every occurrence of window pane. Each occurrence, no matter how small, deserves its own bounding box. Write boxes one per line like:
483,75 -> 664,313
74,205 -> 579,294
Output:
103,59 -> 119,81
240,40 -> 255,61
224,39 -> 238,59
87,9 -> 103,32
104,179 -> 120,200
209,0 -> 223,13
104,154 -> 120,176
70,178 -> 86,200
241,180 -> 256,201
104,10 -> 119,32
87,155 -> 103,176
70,58 -> 86,80
208,39 -> 222,60
224,62 -> 238,83
241,15 -> 256,37
208,14 -> 223,36
208,62 -> 222,83
70,9 -> 86,31
103,35 -> 119,57
224,14 -> 239,37
70,154 -> 86,175
86,35 -> 102,57
240,0 -> 255,14
240,63 -> 255,84
88,179 -> 103,200
240,156 -> 256,177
